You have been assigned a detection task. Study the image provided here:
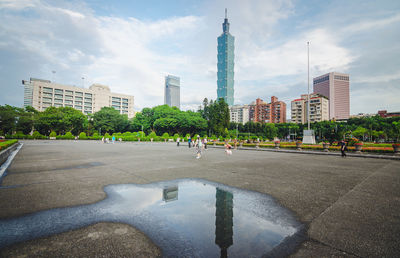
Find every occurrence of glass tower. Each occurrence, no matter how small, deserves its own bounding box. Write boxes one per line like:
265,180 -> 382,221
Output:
217,9 -> 235,106
164,75 -> 180,109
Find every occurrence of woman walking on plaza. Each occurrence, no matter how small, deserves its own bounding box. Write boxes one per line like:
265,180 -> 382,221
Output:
195,136 -> 202,159
339,140 -> 347,157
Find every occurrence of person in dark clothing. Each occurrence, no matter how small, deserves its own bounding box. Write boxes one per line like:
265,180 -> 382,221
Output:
340,140 -> 347,157
188,137 -> 191,148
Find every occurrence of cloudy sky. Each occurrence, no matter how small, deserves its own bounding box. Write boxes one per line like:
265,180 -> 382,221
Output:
1,0 -> 399,115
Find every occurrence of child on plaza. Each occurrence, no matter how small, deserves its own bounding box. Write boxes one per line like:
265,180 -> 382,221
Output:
225,141 -> 232,155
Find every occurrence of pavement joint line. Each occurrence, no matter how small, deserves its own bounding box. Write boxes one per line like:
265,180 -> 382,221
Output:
311,162 -> 391,223
308,237 -> 363,258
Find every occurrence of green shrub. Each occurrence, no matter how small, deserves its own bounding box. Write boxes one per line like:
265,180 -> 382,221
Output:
62,132 -> 74,140
32,131 -> 45,139
0,139 -> 18,151
161,132 -> 170,140
79,132 -> 87,139
49,131 -> 57,138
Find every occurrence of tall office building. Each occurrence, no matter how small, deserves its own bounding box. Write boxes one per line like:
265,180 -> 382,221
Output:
164,75 -> 180,109
22,78 -> 135,118
217,9 -> 235,106
313,72 -> 350,120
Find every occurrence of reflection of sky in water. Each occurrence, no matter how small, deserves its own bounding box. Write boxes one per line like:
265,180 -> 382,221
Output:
0,179 -> 303,257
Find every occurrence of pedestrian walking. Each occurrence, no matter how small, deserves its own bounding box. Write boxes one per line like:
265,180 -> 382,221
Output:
177,137 -> 180,147
195,136 -> 202,159
204,137 -> 207,150
112,136 -> 115,144
339,140 -> 347,157
188,136 -> 192,148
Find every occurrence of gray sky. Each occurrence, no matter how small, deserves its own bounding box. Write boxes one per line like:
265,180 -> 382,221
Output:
1,0 -> 399,115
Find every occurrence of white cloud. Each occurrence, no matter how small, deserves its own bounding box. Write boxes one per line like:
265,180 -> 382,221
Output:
0,0 -> 37,10
342,13 -> 400,34
0,0 -> 399,116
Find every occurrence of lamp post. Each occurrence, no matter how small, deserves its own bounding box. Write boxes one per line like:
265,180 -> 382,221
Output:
302,41 -> 315,144
52,70 -> 56,82
307,41 -> 310,131
236,123 -> 238,139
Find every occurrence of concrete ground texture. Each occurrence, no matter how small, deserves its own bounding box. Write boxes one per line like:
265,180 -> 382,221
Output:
0,140 -> 399,257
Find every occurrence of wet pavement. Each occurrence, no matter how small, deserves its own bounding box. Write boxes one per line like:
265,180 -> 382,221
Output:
0,140 -> 399,257
0,179 -> 304,257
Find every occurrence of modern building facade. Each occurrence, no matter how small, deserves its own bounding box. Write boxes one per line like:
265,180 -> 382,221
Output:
291,93 -> 329,124
249,96 -> 286,123
313,72 -> 350,120
229,105 -> 249,124
22,78 -> 135,118
217,9 -> 235,106
164,75 -> 180,109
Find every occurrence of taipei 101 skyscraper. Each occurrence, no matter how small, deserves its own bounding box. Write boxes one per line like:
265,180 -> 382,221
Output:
217,9 -> 235,106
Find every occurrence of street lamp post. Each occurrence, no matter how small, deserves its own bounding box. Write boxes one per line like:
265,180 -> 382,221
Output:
236,123 -> 238,139
307,41 -> 310,131
302,41 -> 316,144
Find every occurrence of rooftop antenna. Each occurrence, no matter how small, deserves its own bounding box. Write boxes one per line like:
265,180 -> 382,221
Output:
225,8 -> 227,19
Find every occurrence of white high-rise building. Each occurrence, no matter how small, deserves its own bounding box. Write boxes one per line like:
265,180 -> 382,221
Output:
164,75 -> 180,109
229,105 -> 249,124
22,78 -> 135,118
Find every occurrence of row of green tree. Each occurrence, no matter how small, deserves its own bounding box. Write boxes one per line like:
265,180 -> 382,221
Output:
1,100 -> 400,143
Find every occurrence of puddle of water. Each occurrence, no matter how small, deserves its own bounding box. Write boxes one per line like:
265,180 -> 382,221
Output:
0,179 -> 304,257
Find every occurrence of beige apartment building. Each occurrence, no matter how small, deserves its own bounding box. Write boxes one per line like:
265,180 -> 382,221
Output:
291,93 -> 329,124
22,78 -> 135,118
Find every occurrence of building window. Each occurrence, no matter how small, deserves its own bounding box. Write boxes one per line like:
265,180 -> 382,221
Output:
75,96 -> 83,101
75,105 -> 82,109
54,89 -> 63,94
43,87 -> 53,93
75,92 -> 83,96
42,97 -> 52,103
65,90 -> 73,96
54,94 -> 63,99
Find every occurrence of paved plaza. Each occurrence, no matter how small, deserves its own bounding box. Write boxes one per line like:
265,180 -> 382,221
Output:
0,140 -> 399,257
